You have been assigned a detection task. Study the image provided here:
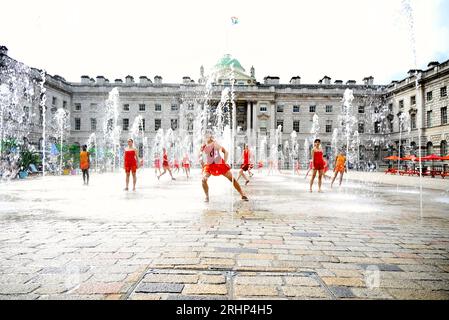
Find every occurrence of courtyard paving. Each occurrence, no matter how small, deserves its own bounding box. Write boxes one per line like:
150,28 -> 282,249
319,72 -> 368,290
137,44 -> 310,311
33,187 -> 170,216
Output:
0,169 -> 448,300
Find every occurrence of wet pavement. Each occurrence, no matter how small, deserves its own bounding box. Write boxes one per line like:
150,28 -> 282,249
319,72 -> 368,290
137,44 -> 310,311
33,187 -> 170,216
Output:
0,169 -> 449,300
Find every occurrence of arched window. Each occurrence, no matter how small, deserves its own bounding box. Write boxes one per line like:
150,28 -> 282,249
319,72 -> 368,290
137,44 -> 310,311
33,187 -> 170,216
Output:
427,141 -> 433,156
441,140 -> 448,156
359,145 -> 366,160
410,141 -> 417,156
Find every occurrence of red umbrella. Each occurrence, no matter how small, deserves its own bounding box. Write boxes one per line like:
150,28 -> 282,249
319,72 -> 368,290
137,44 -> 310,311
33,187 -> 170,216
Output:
384,155 -> 400,161
419,154 -> 443,161
441,155 -> 449,161
418,154 -> 443,176
401,155 -> 417,161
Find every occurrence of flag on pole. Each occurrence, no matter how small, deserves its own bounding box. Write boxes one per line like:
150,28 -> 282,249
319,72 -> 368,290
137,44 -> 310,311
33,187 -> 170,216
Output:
231,16 -> 239,25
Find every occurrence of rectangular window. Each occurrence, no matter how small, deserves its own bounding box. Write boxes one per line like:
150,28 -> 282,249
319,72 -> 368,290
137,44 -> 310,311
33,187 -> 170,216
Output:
293,120 -> 300,132
22,106 -> 29,123
358,122 -> 365,133
187,118 -> 194,131
155,119 -> 161,130
293,105 -> 300,113
155,103 -> 162,112
276,120 -> 284,132
188,103 -> 194,110
107,119 -> 113,131
259,104 -> 267,112
75,118 -> 81,131
63,100 -> 67,109
52,97 -> 57,106
74,103 -> 81,111
325,120 -> 332,133
171,119 -> 178,130
171,104 -> 178,111
123,104 -> 130,111
259,119 -> 267,133
90,118 -> 97,131
410,95 -> 416,105
441,86 -> 447,98
374,121 -> 380,134
139,119 -> 145,131
388,119 -> 393,132
427,110 -> 432,127
427,91 -> 433,101
122,118 -> 129,131
358,106 -> 365,113
139,104 -> 146,111
399,100 -> 404,109
326,105 -> 333,113
442,107 -> 448,125
388,103 -> 393,113
309,105 -> 316,113
277,105 -> 284,112
411,114 -> 416,129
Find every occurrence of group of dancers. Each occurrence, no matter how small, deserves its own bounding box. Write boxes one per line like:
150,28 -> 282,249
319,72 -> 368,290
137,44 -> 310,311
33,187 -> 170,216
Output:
78,135 -> 347,199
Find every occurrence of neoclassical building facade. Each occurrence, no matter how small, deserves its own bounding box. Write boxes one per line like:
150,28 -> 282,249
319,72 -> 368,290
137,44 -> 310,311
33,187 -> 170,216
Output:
1,46 -> 448,168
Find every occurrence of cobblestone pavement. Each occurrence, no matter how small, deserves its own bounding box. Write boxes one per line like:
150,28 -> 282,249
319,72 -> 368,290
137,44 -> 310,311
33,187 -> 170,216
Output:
1,169 -> 449,300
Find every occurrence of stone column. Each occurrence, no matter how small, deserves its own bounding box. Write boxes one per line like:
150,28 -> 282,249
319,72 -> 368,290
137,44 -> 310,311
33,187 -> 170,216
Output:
246,101 -> 251,132
232,101 -> 237,132
416,74 -> 425,156
252,101 -> 258,130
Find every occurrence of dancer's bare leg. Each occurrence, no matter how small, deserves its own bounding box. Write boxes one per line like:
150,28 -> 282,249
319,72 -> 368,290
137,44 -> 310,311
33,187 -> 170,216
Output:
202,172 -> 211,202
339,172 -> 344,186
158,168 -> 167,180
331,172 -> 337,188
132,171 -> 137,191
167,168 -> 175,180
241,170 -> 250,185
125,172 -> 130,191
309,170 -> 317,192
318,170 -> 323,192
305,169 -> 311,179
223,171 -> 248,200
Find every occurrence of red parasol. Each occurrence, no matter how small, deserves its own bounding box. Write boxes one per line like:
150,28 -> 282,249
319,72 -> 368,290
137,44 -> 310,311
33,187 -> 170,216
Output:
418,154 -> 443,161
384,155 -> 400,161
401,155 -> 417,161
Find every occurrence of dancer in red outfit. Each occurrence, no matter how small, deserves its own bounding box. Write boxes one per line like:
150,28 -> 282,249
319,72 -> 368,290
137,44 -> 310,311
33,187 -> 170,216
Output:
304,159 -> 313,179
124,138 -> 139,191
173,157 -> 180,174
153,153 -> 161,177
237,144 -> 251,185
182,153 -> 191,179
200,134 -> 248,202
158,148 -> 175,181
294,159 -> 301,175
309,139 -> 325,192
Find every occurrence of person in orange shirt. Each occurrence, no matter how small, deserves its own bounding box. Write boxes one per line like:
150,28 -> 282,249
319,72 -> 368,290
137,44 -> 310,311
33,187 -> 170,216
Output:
79,145 -> 90,185
331,151 -> 347,188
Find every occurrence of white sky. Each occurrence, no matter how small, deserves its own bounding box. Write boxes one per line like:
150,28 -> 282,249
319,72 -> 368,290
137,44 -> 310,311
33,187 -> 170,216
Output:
1,0 -> 448,84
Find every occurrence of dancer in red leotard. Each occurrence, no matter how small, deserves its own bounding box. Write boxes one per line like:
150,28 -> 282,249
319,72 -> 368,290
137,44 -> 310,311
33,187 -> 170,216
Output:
305,159 -> 313,179
309,138 -> 325,192
182,153 -> 191,179
158,148 -> 175,181
237,144 -> 251,185
153,153 -> 161,177
294,159 -> 301,175
173,157 -> 180,174
124,138 -> 139,191
200,134 -> 248,202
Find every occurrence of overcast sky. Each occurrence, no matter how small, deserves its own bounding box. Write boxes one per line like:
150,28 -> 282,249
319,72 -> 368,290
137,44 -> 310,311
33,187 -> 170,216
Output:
1,0 -> 448,85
